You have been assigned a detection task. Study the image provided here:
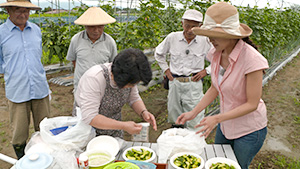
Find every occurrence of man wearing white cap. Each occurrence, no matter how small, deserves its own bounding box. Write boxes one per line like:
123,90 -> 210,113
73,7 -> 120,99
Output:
67,7 -> 118,115
0,0 -> 50,159
154,9 -> 212,131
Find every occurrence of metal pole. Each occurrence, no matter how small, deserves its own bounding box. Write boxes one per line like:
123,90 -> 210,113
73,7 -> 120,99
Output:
0,153 -> 18,165
38,0 -> 41,26
68,0 -> 71,38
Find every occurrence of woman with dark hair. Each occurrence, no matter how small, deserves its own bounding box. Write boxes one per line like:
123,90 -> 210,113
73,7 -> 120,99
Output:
75,48 -> 157,138
176,2 -> 268,169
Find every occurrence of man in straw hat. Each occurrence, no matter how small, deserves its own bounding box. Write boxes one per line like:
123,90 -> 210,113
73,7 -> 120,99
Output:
154,9 -> 212,131
176,2 -> 269,169
67,7 -> 117,116
67,7 -> 117,92
0,0 -> 50,159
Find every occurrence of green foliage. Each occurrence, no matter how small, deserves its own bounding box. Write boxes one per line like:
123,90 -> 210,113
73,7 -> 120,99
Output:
22,0 -> 300,68
41,18 -> 83,65
272,155 -> 300,168
239,6 -> 300,65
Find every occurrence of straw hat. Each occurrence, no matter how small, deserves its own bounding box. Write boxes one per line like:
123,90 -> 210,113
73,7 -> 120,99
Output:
192,2 -> 252,39
0,0 -> 41,10
74,7 -> 116,26
182,9 -> 203,23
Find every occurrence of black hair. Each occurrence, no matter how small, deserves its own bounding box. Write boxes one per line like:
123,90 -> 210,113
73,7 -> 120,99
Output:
242,37 -> 258,51
111,48 -> 152,88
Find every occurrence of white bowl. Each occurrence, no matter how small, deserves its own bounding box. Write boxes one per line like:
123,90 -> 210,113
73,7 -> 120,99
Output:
205,157 -> 241,169
170,152 -> 204,169
85,150 -> 115,169
86,135 -> 120,157
122,146 -> 156,163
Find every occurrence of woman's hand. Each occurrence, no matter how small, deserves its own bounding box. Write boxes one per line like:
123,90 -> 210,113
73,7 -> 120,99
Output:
141,111 -> 157,131
176,111 -> 197,125
195,115 -> 219,138
123,121 -> 143,134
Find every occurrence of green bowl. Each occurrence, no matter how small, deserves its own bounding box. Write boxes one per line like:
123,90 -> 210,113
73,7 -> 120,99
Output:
103,162 -> 139,169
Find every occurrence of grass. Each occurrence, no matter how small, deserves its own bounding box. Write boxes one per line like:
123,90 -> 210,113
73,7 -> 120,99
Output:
272,155 -> 300,169
294,116 -> 300,124
293,98 -> 300,106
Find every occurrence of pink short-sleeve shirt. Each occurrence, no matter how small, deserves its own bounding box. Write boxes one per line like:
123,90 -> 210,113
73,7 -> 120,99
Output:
207,40 -> 269,139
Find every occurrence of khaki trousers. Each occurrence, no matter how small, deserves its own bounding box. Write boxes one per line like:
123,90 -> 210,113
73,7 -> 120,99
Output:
8,95 -> 50,145
168,78 -> 205,131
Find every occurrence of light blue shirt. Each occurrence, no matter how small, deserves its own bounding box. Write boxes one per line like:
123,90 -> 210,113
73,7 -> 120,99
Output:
0,18 -> 49,103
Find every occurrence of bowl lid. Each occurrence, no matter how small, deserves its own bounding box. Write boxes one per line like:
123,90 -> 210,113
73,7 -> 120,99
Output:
16,153 -> 53,169
103,162 -> 139,169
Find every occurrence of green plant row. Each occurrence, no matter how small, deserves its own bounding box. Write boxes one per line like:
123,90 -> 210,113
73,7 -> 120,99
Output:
2,1 -> 300,76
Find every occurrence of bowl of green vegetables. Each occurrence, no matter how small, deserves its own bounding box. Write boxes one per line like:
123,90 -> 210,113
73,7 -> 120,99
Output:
170,152 -> 204,169
122,146 -> 156,163
205,157 -> 241,169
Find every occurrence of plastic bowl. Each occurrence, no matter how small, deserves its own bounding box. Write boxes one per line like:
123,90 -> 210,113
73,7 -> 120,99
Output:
170,152 -> 204,169
103,162 -> 140,169
205,157 -> 241,169
122,146 -> 156,163
86,135 -> 120,157
85,150 -> 115,169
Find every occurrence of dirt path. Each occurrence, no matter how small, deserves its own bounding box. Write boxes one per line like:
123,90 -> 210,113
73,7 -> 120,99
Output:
0,54 -> 299,169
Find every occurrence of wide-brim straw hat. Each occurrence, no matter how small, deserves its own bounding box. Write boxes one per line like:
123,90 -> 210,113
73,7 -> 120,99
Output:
74,7 -> 116,26
0,0 -> 41,10
192,2 -> 252,39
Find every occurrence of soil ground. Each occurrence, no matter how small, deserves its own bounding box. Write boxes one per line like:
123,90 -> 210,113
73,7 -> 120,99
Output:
0,54 -> 299,169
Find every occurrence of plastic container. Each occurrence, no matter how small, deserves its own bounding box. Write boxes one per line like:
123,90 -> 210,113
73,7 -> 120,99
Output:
126,160 -> 157,169
79,153 -> 89,169
132,122 -> 149,142
103,162 -> 139,169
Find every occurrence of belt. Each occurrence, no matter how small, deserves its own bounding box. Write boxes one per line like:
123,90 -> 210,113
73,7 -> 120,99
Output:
172,73 -> 198,78
175,77 -> 190,82
172,73 -> 198,83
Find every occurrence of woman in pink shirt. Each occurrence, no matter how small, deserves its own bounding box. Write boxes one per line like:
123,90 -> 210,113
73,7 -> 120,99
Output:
176,2 -> 269,169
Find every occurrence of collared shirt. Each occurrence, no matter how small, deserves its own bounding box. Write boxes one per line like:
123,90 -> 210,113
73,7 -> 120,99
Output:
66,30 -> 117,89
75,63 -> 142,125
154,31 -> 212,76
0,18 -> 49,103
207,39 -> 269,139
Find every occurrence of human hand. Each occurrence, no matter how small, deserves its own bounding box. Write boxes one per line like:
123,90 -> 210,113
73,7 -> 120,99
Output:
142,111 -> 157,131
176,111 -> 197,125
195,116 -> 218,138
165,69 -> 174,81
124,121 -> 143,135
192,69 -> 207,82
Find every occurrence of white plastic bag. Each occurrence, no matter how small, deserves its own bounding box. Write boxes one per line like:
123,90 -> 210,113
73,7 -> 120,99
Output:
39,114 -> 95,151
156,128 -> 207,163
25,132 -> 79,169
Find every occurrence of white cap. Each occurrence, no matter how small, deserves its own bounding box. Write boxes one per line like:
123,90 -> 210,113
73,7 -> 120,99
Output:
182,9 -> 203,23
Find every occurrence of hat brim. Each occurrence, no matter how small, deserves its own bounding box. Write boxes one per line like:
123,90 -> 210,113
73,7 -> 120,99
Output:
182,16 -> 202,23
192,23 -> 252,39
0,2 -> 41,10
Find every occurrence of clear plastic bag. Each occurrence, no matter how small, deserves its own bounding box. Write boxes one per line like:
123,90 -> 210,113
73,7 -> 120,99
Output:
156,128 -> 207,163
